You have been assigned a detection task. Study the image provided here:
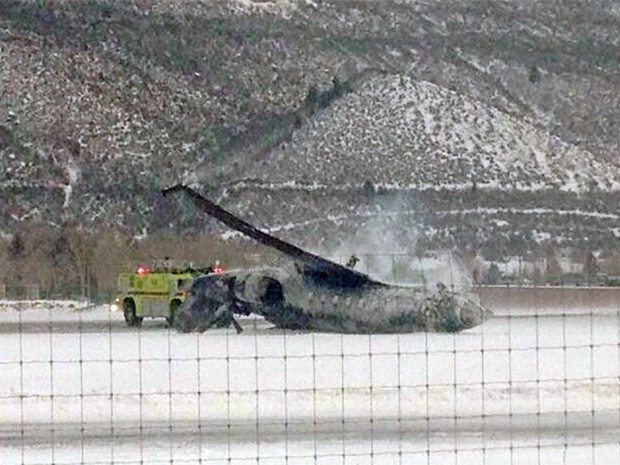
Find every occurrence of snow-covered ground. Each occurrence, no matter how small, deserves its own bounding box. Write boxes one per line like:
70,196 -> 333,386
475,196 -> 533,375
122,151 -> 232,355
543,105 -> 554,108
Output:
1,299 -> 619,464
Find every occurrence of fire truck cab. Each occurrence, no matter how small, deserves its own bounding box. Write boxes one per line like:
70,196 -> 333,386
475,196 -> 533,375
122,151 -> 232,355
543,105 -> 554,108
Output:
111,260 -> 222,327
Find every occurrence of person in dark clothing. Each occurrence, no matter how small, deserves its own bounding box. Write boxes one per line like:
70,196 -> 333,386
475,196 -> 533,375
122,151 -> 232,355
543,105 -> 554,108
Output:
346,254 -> 359,269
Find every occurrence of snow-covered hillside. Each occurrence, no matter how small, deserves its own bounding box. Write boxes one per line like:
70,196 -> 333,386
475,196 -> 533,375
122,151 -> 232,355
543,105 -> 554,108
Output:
197,74 -> 620,256
3,0 -> 620,261
3,0 -> 620,235
234,75 -> 620,192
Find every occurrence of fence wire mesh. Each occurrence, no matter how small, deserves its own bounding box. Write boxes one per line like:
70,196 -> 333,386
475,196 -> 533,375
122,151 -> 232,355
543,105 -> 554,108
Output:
1,260 -> 620,465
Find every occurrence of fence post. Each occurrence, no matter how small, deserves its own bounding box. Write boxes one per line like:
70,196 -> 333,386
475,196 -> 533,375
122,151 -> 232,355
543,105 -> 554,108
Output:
391,254 -> 397,282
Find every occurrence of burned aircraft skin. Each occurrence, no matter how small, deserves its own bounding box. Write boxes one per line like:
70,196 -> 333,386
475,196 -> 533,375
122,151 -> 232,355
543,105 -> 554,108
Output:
163,185 -> 492,334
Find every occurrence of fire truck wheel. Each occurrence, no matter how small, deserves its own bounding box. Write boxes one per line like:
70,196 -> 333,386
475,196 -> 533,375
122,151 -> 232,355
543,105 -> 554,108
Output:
167,300 -> 181,327
123,300 -> 142,327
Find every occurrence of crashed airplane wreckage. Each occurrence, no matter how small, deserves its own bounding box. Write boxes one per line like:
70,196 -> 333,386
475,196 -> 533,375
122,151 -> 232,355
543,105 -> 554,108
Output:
162,185 -> 492,334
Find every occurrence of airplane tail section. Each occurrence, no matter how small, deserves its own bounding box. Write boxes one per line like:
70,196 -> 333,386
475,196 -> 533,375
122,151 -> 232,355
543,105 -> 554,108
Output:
162,185 -> 384,288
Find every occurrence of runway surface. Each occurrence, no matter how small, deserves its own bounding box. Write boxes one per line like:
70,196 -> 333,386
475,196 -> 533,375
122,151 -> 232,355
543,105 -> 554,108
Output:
1,300 -> 619,464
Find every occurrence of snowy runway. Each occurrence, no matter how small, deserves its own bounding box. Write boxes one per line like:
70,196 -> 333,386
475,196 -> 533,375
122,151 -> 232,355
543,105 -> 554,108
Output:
1,299 -> 619,464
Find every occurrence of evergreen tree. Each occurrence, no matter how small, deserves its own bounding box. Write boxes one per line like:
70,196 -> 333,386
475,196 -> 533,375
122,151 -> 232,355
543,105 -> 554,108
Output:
332,76 -> 344,96
529,65 -> 541,84
582,251 -> 600,282
545,244 -> 563,283
304,84 -> 318,113
52,227 -> 74,268
483,263 -> 501,284
8,233 -> 25,260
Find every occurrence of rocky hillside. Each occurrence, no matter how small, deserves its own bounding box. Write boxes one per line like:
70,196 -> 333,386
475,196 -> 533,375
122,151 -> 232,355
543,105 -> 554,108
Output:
213,73 -> 620,256
1,0 -> 620,257
228,75 -> 620,190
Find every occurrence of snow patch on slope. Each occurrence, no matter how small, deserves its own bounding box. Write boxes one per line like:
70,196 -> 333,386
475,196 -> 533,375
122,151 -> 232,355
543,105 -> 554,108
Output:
240,75 -> 620,193
226,0 -> 316,16
62,159 -> 81,208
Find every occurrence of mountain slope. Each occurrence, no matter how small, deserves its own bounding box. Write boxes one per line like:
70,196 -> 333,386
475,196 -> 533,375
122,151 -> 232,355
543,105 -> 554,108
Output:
1,0 -> 620,256
226,75 -> 620,192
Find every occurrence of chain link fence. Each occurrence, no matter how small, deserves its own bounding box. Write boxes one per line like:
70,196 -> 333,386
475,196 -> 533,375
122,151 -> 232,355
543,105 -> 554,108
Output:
1,257 -> 619,464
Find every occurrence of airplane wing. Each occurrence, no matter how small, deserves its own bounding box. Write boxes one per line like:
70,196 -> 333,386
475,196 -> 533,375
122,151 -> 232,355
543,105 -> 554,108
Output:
162,184 -> 385,288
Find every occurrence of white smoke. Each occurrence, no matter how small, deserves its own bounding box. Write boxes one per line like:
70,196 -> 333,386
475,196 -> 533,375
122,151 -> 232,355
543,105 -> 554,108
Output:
318,202 -> 473,291
410,250 -> 474,292
325,217 -> 416,283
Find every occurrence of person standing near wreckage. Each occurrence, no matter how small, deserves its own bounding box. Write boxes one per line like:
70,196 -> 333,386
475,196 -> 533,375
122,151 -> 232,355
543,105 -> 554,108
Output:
346,254 -> 359,269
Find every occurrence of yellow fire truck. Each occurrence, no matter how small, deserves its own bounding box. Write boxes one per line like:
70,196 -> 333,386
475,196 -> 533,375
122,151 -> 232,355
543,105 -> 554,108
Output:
110,260 -> 223,327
